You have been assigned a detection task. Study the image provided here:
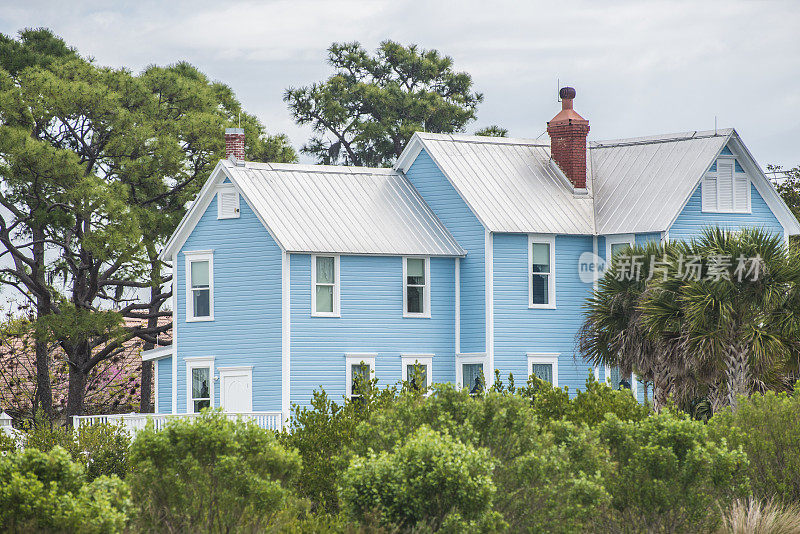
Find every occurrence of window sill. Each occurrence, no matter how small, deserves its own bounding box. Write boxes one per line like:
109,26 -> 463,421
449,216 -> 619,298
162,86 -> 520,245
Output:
403,312 -> 431,319
186,316 -> 215,323
311,312 -> 340,318
700,209 -> 751,214
528,304 -> 556,310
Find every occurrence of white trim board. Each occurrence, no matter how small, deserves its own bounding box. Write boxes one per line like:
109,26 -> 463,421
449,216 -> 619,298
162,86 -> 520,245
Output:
527,353 -> 560,387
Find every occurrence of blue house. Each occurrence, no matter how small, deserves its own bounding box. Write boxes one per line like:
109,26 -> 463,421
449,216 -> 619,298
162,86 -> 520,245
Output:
143,88 -> 800,421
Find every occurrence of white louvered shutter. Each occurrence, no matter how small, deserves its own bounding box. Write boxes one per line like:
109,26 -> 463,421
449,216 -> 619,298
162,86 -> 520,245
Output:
702,174 -> 718,211
218,189 -> 240,219
733,171 -> 749,212
717,161 -> 734,211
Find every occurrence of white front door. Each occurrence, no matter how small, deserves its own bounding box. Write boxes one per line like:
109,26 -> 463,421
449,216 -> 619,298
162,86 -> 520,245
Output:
219,367 -> 253,412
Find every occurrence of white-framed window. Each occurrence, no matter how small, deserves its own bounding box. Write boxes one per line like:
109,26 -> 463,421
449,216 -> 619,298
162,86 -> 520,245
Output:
185,251 -> 214,322
702,157 -> 750,213
527,353 -> 559,387
217,186 -> 240,219
456,353 -> 488,394
186,356 -> 214,413
528,235 -> 555,309
312,255 -> 340,317
346,354 -> 376,399
403,257 -> 431,318
606,234 -> 635,263
401,354 -> 433,391
604,364 -> 638,396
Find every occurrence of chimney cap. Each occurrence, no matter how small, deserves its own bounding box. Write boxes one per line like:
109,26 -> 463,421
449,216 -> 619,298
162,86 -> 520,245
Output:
559,87 -> 576,100
225,127 -> 245,135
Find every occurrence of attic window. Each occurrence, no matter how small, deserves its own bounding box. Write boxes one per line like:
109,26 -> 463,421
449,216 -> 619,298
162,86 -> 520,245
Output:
701,157 -> 750,214
217,187 -> 240,219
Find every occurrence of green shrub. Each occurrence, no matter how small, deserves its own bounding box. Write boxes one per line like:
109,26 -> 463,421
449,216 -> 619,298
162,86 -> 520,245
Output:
350,385 -> 613,533
520,373 -> 650,426
340,425 -> 501,531
281,384 -> 399,513
0,430 -> 15,453
708,388 -> 800,504
128,409 -> 302,533
22,416 -> 130,480
0,446 -> 130,533
599,410 -> 750,533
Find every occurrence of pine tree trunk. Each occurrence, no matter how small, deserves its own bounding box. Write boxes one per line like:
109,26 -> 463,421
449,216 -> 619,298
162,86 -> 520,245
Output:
32,225 -> 53,420
139,250 -> 162,413
65,355 -> 87,426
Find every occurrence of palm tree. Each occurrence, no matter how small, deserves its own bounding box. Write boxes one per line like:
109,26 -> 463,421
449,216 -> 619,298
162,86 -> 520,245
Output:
579,240 -> 684,410
641,228 -> 800,409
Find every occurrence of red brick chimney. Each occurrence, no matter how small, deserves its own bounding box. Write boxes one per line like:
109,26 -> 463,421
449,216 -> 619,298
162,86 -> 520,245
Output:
547,87 -> 589,189
224,128 -> 245,160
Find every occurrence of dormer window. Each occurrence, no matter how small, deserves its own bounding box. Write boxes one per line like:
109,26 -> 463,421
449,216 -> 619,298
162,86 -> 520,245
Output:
217,186 -> 240,219
702,156 -> 750,213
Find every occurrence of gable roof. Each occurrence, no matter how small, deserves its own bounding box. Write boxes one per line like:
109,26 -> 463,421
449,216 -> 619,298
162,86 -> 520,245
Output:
591,130 -> 732,234
396,129 -> 800,237
397,132 -> 595,234
161,160 -> 465,260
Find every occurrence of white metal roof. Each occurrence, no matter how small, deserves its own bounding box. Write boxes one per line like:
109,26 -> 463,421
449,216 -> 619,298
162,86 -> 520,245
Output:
591,130 -> 732,234
399,132 -> 596,234
221,160 -> 465,256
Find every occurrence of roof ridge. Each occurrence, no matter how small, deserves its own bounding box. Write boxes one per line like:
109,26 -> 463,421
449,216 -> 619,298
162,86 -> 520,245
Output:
225,160 -> 398,176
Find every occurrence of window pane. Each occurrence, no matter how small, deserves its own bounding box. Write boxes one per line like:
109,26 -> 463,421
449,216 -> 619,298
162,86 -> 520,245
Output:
406,258 -> 425,285
351,363 -> 370,396
406,364 -> 427,389
193,289 -> 210,317
531,363 -> 553,383
191,260 -> 209,287
611,243 -> 629,258
316,285 -> 334,313
316,257 -> 335,284
531,243 -> 549,273
407,285 -> 423,313
531,274 -> 549,305
192,367 -> 210,403
193,399 -> 210,412
463,363 -> 484,393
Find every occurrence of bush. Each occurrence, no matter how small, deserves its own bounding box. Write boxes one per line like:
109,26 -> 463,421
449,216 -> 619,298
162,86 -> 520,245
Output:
708,388 -> 800,504
520,373 -> 651,426
22,415 -> 130,480
281,383 -> 399,513
599,410 -> 750,533
128,409 -> 302,533
340,426 -> 501,531
349,385 -> 613,533
0,446 -> 129,533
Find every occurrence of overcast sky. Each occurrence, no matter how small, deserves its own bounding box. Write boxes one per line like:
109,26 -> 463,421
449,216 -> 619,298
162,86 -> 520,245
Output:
1,0 -> 799,169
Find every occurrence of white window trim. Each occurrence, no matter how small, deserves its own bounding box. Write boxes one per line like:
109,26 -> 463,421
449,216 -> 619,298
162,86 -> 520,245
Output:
403,256 -> 431,318
154,359 -> 159,413
528,234 -> 556,309
456,353 -> 489,390
345,353 -> 376,399
185,250 -> 214,322
606,234 -> 635,263
701,156 -> 751,214
311,255 -> 340,317
527,353 -> 559,387
401,354 -> 433,391
185,356 -> 215,413
217,185 -> 240,219
218,366 -> 253,412
603,364 -> 638,396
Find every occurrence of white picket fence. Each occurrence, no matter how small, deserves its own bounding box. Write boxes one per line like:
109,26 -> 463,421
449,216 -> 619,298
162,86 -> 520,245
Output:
73,411 -> 284,434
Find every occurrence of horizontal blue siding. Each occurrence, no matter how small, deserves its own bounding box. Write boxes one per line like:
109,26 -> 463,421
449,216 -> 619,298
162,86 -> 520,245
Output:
670,183 -> 783,241
404,149 -> 485,353
156,358 -> 171,414
635,232 -> 662,246
493,233 -> 596,396
290,254 -> 456,407
176,195 -> 282,413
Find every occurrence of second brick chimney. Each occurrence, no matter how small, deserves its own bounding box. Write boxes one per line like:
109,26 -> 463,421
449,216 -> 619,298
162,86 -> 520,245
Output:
225,127 -> 245,160
547,87 -> 589,190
